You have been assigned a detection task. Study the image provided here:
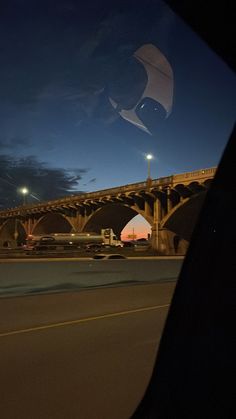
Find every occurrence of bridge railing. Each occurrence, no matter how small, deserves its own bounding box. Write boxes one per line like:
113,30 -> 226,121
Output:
173,167 -> 216,184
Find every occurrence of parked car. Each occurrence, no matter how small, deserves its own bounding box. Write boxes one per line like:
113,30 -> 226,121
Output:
93,253 -> 127,260
122,241 -> 135,247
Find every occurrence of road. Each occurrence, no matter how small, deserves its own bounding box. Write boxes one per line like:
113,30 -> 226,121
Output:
0,258 -> 182,419
0,257 -> 182,297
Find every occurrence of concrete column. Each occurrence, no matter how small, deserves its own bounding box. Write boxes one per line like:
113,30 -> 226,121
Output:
154,197 -> 162,224
156,189 -> 165,219
151,225 -> 158,251
158,228 -> 173,255
27,218 -> 34,235
72,212 -> 85,232
22,219 -> 31,236
144,200 -> 152,218
162,190 -> 168,217
157,193 -> 163,221
151,198 -> 161,251
13,218 -> 19,241
157,228 -> 189,256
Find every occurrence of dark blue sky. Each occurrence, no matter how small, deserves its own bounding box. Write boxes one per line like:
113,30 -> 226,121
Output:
0,0 -> 235,196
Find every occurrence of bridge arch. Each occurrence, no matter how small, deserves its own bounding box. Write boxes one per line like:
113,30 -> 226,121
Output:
0,219 -> 26,248
159,191 -> 207,254
121,214 -> 152,241
32,213 -> 74,235
83,203 -> 152,237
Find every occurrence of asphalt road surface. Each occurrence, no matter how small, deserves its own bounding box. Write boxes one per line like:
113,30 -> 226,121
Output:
0,258 -> 182,419
0,257 -> 182,297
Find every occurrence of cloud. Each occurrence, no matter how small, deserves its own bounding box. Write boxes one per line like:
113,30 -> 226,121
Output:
0,154 -> 87,208
0,136 -> 32,151
68,168 -> 88,176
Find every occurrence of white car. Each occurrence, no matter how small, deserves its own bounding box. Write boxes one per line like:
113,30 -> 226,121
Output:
93,253 -> 127,260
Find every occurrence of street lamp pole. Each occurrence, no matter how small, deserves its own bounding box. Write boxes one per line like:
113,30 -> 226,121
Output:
146,154 -> 153,179
148,159 -> 151,178
20,187 -> 29,206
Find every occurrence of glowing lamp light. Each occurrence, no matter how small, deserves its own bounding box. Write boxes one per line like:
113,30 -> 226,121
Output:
20,187 -> 29,195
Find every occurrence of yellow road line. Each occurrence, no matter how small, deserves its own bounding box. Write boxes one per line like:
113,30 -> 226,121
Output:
0,304 -> 169,338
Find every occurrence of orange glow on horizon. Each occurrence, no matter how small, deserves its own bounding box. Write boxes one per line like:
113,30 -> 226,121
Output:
121,215 -> 151,240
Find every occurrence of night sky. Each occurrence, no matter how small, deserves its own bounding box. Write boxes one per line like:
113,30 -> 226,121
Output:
0,0 -> 235,237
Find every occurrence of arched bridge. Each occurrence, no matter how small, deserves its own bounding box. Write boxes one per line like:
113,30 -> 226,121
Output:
0,167 -> 216,254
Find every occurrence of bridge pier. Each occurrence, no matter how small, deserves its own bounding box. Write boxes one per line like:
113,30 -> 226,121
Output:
22,218 -> 36,236
66,211 -> 93,233
155,228 -> 189,255
0,218 -> 27,248
167,187 -> 174,212
67,213 -> 82,232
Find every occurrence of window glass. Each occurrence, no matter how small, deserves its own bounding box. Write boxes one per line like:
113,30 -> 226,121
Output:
0,1 -> 235,418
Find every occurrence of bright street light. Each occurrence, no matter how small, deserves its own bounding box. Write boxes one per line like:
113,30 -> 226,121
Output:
20,187 -> 29,205
146,154 -> 153,178
20,187 -> 28,195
